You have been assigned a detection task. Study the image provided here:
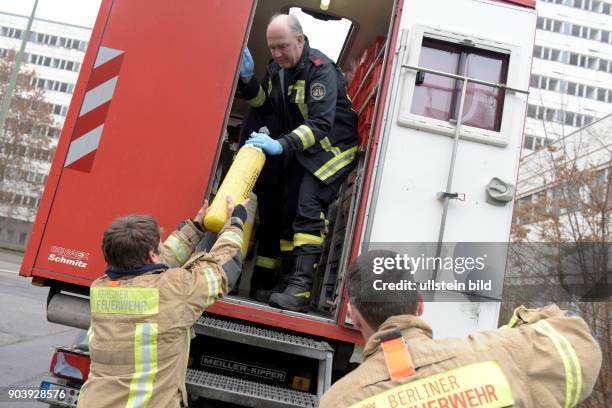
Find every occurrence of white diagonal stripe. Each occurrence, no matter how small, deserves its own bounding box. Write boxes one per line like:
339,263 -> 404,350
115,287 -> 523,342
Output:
80,76 -> 118,116
94,46 -> 124,68
64,125 -> 104,167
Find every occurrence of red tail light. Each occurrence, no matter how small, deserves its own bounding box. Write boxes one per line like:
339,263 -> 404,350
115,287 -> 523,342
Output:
50,348 -> 90,382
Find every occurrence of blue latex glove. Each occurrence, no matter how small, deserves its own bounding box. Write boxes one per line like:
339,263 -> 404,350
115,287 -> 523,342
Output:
246,132 -> 283,155
240,48 -> 254,78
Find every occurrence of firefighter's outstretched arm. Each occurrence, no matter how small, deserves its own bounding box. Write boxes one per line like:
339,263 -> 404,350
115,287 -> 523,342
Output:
180,197 -> 247,319
240,48 -> 254,81
239,49 -> 274,114
159,202 -> 209,268
508,304 -> 602,407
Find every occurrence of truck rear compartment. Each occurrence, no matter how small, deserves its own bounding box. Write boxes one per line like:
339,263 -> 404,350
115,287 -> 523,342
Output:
206,0 -> 396,323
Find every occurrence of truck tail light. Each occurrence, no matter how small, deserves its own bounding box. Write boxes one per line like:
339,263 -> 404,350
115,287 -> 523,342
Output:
50,349 -> 90,382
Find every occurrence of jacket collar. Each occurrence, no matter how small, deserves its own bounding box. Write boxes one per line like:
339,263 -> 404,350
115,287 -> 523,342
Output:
362,314 -> 433,360
105,263 -> 168,279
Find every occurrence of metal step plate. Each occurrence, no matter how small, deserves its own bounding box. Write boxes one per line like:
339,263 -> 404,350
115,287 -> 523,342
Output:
195,316 -> 333,360
186,368 -> 318,408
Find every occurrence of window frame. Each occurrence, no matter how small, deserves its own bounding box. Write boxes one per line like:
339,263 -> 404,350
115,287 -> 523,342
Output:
398,26 -> 521,147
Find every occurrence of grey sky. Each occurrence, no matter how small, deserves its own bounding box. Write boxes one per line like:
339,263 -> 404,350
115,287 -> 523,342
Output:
0,0 -> 101,28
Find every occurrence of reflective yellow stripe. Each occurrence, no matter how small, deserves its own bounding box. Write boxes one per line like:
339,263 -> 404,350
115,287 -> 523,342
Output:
289,80 -> 306,100
126,323 -> 158,408
301,125 -> 315,146
255,256 -> 278,269
295,291 -> 311,298
186,328 -> 191,357
202,266 -> 218,301
349,361 -> 514,408
292,124 -> 315,149
533,320 -> 582,407
87,325 -> 94,345
314,146 -> 358,181
319,136 -> 342,156
320,137 -> 331,150
91,287 -> 159,315
183,328 -> 191,386
320,212 -> 329,238
292,80 -> 308,119
267,78 -> 272,95
506,308 -> 522,328
218,230 -> 243,248
165,235 -> 189,264
280,239 -> 294,252
246,85 -> 266,107
294,233 -> 324,247
294,80 -> 305,99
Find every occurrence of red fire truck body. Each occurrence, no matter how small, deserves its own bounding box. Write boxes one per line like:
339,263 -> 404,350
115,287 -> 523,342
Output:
20,0 -> 536,406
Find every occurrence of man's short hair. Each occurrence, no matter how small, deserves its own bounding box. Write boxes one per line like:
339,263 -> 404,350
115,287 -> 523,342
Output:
346,250 -> 419,329
102,215 -> 160,270
269,13 -> 304,37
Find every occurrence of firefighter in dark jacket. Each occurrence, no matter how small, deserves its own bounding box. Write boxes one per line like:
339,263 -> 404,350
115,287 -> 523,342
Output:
239,13 -> 358,312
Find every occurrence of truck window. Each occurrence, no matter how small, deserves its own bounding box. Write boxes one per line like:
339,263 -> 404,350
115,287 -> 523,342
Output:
288,7 -> 353,62
410,37 -> 509,132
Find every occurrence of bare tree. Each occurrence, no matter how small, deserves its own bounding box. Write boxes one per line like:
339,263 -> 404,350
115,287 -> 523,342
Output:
0,49 -> 54,222
505,117 -> 612,407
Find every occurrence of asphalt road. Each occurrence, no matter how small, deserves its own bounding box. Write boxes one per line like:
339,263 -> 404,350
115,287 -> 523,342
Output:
0,250 -> 80,407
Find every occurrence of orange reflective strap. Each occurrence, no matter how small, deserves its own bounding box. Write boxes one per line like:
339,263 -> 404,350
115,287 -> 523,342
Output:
107,280 -> 120,287
380,330 -> 415,381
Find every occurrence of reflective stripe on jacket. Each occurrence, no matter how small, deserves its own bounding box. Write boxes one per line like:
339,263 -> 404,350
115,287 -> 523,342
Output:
78,219 -> 244,408
320,305 -> 602,408
241,40 -> 359,185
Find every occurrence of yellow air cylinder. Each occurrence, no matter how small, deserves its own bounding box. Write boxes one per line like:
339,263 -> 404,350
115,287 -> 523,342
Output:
204,145 -> 265,233
241,192 -> 258,260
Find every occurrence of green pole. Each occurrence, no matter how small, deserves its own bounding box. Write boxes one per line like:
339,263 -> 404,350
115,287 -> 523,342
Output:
0,0 -> 40,138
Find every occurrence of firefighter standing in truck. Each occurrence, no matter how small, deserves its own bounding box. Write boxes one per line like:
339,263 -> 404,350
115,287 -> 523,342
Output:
239,13 -> 359,312
320,250 -> 603,408
78,198 -> 246,408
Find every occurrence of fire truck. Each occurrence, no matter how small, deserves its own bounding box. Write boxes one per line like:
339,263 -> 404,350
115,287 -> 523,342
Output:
20,0 -> 536,406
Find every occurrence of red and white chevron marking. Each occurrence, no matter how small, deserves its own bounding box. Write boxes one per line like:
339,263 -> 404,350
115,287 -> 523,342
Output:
64,46 -> 124,172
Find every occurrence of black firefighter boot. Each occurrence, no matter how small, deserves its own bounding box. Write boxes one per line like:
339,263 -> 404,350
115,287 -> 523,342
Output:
268,253 -> 319,312
254,253 -> 294,303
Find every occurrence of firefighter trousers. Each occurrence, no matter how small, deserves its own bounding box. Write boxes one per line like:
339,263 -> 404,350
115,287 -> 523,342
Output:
242,110 -> 344,293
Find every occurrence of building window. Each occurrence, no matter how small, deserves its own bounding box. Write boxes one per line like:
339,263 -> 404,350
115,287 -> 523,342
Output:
524,135 -> 534,150
19,233 -> 27,245
527,104 -> 537,118
410,37 -> 509,132
597,88 -> 607,101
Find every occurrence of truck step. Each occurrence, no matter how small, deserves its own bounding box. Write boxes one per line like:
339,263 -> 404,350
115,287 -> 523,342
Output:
186,368 -> 318,408
195,316 -> 333,360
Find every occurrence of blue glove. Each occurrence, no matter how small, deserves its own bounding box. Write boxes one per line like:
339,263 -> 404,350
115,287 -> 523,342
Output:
246,132 -> 283,155
240,48 -> 254,78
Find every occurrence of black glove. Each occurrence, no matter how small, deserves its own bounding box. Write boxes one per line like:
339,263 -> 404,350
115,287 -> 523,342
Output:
231,204 -> 248,224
